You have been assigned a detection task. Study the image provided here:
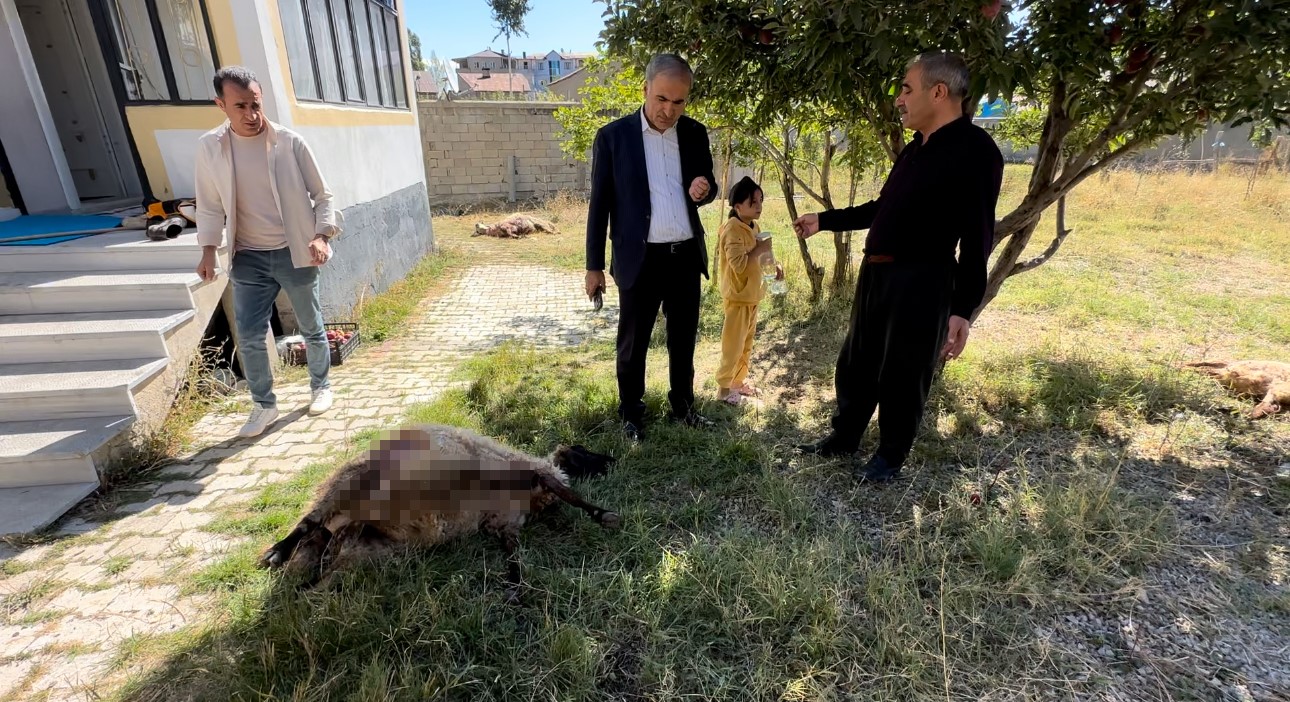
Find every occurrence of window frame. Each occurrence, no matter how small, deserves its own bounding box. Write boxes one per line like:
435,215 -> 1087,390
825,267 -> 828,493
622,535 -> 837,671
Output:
99,0 -> 222,105
283,0 -> 410,111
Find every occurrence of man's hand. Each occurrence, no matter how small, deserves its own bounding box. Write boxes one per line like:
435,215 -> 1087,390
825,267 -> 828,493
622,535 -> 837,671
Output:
196,248 -> 217,282
793,213 -> 820,239
688,177 -> 710,203
309,236 -> 332,266
585,270 -> 606,300
941,315 -> 971,361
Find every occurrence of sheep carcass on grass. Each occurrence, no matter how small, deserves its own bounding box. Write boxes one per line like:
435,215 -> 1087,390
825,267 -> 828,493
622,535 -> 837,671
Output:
1184,359 -> 1290,418
258,423 -> 620,601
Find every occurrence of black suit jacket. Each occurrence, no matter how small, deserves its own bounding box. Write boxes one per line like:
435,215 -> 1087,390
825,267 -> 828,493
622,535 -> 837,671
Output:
585,109 -> 718,291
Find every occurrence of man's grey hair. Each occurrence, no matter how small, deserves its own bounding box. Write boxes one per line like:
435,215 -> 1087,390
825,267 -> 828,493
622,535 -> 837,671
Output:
645,53 -> 693,83
907,51 -> 969,99
213,65 -> 259,98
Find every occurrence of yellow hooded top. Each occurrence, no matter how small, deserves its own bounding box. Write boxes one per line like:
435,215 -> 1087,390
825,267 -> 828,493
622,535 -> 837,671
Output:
717,216 -> 765,305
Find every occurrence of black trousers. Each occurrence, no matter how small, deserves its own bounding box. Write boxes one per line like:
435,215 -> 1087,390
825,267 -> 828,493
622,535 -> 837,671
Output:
615,239 -> 702,425
831,258 -> 954,466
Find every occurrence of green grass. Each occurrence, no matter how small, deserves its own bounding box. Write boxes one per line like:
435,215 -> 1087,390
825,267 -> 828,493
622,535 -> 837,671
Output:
96,169 -> 1288,701
355,247 -> 465,343
105,345 -> 1191,701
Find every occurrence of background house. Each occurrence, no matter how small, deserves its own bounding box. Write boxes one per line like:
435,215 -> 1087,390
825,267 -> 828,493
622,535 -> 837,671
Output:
413,70 -> 440,99
450,49 -> 591,99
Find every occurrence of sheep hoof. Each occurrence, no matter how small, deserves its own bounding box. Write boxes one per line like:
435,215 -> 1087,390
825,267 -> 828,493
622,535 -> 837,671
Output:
599,512 -> 622,530
258,548 -> 285,570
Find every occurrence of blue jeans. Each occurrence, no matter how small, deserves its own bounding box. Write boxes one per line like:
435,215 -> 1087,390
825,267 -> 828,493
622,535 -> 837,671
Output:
229,247 -> 330,409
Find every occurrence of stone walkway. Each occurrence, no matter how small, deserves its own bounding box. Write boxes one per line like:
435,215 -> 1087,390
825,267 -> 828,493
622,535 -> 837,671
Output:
0,263 -> 614,701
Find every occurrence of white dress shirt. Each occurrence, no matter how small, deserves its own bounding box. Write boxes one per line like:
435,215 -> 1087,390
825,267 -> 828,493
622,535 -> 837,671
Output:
640,110 -> 694,244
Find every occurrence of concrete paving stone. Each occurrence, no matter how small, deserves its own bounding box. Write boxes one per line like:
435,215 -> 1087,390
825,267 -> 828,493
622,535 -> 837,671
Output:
152,480 -> 206,497
106,538 -> 172,559
157,511 -> 214,533
114,514 -> 175,537
51,563 -> 105,589
52,519 -> 99,538
0,623 -> 45,657
113,497 -> 169,517
0,659 -> 36,698
170,532 -> 235,556
48,586 -> 122,616
12,544 -> 55,567
28,651 -> 112,696
120,560 -> 171,582
1,570 -> 53,598
192,445 -> 244,461
203,475 -> 261,492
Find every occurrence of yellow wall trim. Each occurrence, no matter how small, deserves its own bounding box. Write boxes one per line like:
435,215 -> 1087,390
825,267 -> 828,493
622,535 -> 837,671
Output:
126,105 -> 225,198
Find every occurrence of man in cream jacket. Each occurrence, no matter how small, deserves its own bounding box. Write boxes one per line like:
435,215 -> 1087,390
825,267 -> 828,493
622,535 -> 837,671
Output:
194,66 -> 342,438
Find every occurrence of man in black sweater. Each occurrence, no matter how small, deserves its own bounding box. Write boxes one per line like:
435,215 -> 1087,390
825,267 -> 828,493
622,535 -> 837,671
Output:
792,51 -> 1004,482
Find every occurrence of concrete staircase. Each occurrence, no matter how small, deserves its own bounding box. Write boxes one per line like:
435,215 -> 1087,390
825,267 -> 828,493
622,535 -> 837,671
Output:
0,229 -> 227,535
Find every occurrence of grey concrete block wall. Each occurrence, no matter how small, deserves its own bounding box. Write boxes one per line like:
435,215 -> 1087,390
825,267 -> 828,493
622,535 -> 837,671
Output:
419,100 -> 589,204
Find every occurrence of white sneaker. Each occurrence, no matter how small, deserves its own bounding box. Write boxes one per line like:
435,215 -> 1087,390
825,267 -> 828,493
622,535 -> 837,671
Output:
238,406 -> 279,438
309,388 -> 334,416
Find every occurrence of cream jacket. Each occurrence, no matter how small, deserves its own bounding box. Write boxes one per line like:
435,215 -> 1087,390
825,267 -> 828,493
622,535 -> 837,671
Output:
194,119 -> 342,268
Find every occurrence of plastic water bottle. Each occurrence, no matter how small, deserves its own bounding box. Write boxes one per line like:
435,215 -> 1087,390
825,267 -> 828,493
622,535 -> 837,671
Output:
759,251 -> 786,296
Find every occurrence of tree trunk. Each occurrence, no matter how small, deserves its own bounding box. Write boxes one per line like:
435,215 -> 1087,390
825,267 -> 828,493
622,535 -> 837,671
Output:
972,82 -> 1075,323
781,125 -> 823,302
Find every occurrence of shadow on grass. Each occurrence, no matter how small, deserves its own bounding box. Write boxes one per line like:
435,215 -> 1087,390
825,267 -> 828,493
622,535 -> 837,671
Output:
105,344 -> 1254,702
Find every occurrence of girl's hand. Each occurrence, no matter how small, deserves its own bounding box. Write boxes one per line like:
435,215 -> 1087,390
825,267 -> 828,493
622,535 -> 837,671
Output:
775,264 -> 784,281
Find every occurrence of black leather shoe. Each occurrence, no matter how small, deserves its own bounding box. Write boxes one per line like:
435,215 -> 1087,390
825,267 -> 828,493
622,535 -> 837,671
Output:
794,434 -> 857,457
623,421 -> 645,443
853,455 -> 901,483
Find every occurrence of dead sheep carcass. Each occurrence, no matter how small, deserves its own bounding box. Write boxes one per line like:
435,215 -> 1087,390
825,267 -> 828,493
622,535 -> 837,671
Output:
1184,359 -> 1290,419
258,423 -> 619,598
472,214 -> 559,239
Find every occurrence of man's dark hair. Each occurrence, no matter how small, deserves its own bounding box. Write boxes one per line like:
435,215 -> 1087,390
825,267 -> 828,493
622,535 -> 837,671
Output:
727,176 -> 763,219
213,66 -> 259,98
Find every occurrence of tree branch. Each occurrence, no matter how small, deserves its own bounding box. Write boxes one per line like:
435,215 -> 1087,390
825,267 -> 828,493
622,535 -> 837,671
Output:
1062,62 -> 1158,177
1009,195 -> 1072,276
753,133 -> 828,206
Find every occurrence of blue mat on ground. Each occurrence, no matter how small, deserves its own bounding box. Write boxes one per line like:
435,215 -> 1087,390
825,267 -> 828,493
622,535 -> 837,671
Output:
0,214 -> 126,247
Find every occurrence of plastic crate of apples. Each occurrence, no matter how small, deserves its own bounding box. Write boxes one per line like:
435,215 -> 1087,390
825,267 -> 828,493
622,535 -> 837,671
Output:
285,322 -> 360,366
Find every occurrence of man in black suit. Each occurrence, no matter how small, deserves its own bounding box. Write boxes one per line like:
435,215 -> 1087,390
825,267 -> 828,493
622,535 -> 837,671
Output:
585,53 -> 719,442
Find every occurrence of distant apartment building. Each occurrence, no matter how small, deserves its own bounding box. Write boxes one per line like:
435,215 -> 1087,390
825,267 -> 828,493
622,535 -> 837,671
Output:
450,49 -> 592,98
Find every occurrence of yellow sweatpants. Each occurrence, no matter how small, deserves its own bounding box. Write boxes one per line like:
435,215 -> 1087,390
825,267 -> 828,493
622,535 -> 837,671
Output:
716,301 -> 759,390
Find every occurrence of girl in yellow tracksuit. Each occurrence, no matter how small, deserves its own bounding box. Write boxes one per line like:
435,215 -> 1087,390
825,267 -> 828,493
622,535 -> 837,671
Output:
716,176 -> 782,405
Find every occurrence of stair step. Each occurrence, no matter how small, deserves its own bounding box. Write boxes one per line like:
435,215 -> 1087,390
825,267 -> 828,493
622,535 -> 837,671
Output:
0,357 -> 169,422
0,269 -> 205,314
0,229 -> 210,273
0,483 -> 101,536
0,415 -> 133,488
0,309 -> 194,363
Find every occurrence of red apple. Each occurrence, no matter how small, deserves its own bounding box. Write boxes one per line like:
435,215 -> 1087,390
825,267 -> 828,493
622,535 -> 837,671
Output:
981,0 -> 1002,20
758,28 -> 775,44
1125,44 -> 1150,74
738,23 -> 757,41
970,492 -> 983,505
1107,25 -> 1123,45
